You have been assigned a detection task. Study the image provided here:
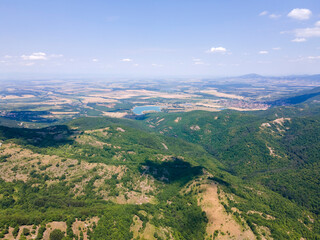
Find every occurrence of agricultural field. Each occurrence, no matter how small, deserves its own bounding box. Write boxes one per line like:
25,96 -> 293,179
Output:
1,75 -> 319,128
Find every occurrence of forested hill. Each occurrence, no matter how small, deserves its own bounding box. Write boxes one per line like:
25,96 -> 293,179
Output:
0,104 -> 319,239
143,105 -> 320,216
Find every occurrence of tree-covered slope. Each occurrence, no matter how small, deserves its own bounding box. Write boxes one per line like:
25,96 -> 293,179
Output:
0,113 -> 319,239
143,107 -> 320,217
0,119 -> 211,240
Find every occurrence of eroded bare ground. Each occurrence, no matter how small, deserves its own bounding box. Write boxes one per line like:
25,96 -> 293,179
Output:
189,179 -> 274,240
198,182 -> 256,240
5,226 -> 39,240
130,213 -> 174,240
260,118 -> 291,135
3,218 -> 99,240
195,182 -> 255,240
43,222 -> 67,240
4,225 -> 38,240
71,217 -> 99,240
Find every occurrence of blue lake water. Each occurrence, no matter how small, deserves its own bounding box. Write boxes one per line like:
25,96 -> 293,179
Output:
132,106 -> 164,115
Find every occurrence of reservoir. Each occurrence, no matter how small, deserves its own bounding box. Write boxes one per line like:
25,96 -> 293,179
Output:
132,106 -> 164,115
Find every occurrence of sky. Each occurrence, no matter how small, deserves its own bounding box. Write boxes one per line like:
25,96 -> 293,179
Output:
0,0 -> 320,78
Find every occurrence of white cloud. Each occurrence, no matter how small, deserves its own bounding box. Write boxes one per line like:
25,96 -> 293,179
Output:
294,27 -> 320,38
291,55 -> 320,62
259,11 -> 268,16
288,8 -> 312,20
289,55 -> 320,62
208,47 -> 227,53
21,52 -> 47,60
151,63 -> 163,67
287,21 -> 320,41
259,51 -> 269,54
259,11 -> 281,19
269,14 -> 281,19
4,55 -> 12,59
292,38 -> 307,42
20,52 -> 63,61
92,58 -> 99,62
121,58 -> 132,62
272,47 -> 281,50
307,56 -> 320,60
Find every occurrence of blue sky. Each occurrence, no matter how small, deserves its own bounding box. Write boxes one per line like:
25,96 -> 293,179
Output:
1,0 -> 320,78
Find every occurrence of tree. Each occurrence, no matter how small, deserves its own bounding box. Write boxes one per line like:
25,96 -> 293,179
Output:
80,231 -> 84,240
19,234 -> 27,240
22,228 -> 30,236
50,229 -> 65,240
13,225 -> 19,238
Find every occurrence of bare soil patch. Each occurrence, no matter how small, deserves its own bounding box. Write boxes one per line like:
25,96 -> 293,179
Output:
72,217 -> 99,240
130,215 -> 173,240
43,222 -> 67,240
198,183 -> 255,240
4,225 -> 38,240
174,117 -> 181,123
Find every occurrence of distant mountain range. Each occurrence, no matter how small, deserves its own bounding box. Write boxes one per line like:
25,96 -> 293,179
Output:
238,73 -> 320,80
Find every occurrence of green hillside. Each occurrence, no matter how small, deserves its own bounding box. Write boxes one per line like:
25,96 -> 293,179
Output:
143,107 -> 320,213
0,107 -> 319,239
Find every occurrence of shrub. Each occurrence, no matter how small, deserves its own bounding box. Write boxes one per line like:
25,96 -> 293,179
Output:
49,229 -> 65,240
